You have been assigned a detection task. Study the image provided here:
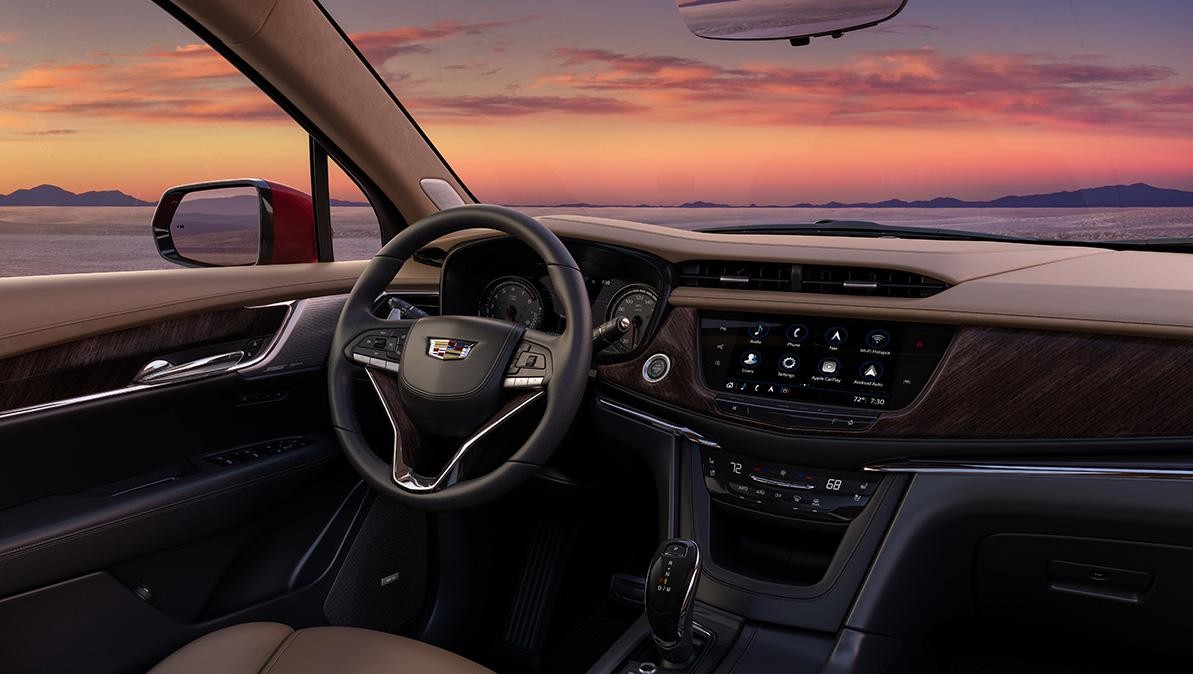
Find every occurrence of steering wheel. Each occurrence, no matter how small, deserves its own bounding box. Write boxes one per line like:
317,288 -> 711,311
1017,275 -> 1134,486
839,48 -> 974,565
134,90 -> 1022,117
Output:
329,205 -> 592,510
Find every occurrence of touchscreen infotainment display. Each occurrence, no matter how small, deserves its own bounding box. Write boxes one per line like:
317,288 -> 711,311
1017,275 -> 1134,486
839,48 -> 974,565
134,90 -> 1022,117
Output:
699,312 -> 955,410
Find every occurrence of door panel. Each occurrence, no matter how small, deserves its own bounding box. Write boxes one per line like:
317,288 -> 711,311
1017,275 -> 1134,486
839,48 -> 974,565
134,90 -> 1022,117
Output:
0,282 -> 429,674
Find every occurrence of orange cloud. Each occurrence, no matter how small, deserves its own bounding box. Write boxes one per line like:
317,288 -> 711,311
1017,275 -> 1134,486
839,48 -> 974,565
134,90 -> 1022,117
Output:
3,43 -> 280,124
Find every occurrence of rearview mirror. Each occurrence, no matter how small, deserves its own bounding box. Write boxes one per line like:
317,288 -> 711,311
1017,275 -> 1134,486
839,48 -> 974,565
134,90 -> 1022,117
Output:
152,179 -> 318,268
676,0 -> 907,45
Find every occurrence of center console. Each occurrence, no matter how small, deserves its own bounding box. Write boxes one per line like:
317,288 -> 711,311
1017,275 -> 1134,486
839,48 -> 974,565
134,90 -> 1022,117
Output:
594,308 -> 954,673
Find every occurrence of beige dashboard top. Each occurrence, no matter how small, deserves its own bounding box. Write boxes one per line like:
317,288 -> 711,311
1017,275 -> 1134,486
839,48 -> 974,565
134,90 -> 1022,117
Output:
3,213 -> 1193,361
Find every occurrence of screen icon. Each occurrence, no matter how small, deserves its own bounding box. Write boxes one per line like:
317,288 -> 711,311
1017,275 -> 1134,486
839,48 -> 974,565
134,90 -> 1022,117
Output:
786,324 -> 808,343
859,361 -> 883,379
865,330 -> 891,349
741,351 -> 761,368
749,322 -> 769,339
826,328 -> 848,346
819,358 -> 840,375
779,354 -> 799,372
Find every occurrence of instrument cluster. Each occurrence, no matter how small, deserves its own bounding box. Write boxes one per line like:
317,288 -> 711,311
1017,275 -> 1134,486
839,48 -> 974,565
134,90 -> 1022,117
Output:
440,238 -> 671,359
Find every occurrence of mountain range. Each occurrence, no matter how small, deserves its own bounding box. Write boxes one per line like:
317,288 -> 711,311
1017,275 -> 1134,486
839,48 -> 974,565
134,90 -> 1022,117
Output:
0,184 -> 372,207
0,184 -> 153,207
4,182 -> 1193,209
520,183 -> 1193,209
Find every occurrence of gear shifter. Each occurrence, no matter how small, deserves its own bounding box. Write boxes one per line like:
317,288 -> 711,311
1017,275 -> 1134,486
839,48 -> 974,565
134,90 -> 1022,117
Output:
645,538 -> 701,667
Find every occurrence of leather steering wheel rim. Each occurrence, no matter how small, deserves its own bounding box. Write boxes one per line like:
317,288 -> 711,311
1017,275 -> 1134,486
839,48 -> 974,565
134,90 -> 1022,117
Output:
329,205 -> 592,510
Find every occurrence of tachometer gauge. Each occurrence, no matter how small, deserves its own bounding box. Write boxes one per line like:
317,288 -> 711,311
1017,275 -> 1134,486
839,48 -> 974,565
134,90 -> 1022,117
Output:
479,277 -> 544,329
607,284 -> 659,352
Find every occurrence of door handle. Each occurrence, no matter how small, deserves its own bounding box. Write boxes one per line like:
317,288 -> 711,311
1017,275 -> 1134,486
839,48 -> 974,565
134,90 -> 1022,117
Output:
134,351 -> 245,385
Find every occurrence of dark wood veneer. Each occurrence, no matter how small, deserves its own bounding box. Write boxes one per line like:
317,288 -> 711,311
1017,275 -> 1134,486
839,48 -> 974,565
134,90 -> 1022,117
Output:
0,305 -> 288,414
599,307 -> 1193,439
600,308 -> 717,417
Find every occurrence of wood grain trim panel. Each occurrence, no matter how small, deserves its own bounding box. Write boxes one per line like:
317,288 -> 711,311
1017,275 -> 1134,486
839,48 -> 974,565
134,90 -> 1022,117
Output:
599,307 -> 1193,439
0,305 -> 288,414
599,308 -> 717,418
869,326 -> 1193,438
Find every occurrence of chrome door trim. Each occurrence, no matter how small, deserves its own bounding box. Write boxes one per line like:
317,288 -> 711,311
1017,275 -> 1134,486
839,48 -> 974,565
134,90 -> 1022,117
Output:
0,300 -> 295,422
865,461 -> 1193,480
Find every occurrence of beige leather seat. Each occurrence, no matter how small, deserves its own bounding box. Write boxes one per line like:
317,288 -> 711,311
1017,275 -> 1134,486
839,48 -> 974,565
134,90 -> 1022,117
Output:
150,622 -> 494,673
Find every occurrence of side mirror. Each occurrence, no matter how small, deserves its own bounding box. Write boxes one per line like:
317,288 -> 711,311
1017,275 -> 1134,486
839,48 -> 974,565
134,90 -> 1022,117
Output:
152,179 -> 318,268
675,0 -> 907,45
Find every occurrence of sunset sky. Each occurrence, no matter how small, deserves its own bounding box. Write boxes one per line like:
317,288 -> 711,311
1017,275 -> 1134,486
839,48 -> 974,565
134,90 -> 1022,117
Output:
2,0 -> 1192,205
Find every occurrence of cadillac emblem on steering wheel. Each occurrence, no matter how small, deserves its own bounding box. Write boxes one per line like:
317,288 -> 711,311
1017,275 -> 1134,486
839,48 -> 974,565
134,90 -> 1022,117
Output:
427,338 -> 477,361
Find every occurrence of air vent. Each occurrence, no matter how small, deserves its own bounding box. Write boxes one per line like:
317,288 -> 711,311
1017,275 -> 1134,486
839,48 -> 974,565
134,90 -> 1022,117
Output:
679,261 -> 947,298
677,261 -> 793,291
800,266 -> 947,298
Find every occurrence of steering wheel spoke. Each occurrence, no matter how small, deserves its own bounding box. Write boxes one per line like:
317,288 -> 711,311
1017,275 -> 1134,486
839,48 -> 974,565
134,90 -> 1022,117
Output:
367,367 -> 544,493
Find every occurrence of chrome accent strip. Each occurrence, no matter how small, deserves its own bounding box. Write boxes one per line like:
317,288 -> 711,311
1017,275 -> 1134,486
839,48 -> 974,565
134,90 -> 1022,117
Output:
864,461 -> 1193,480
748,473 -> 815,490
0,300 -> 295,422
367,368 -> 545,493
133,350 -> 245,384
597,397 -> 720,448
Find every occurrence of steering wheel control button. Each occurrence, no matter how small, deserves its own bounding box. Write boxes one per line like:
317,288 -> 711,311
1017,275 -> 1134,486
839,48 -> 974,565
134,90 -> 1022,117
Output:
859,362 -> 883,380
825,327 -> 848,346
785,324 -> 808,343
642,353 -> 672,383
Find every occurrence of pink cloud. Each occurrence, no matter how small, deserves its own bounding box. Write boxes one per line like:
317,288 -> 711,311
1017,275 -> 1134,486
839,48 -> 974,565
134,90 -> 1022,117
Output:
349,17 -> 542,64
535,47 -> 1191,132
408,94 -> 647,118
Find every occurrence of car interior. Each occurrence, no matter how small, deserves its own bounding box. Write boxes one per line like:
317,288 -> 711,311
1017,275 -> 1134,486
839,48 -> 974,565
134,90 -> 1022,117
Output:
4,0 -> 1193,673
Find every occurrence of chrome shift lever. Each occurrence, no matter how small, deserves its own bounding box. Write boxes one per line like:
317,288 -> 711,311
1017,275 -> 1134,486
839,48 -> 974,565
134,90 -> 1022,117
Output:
645,538 -> 701,667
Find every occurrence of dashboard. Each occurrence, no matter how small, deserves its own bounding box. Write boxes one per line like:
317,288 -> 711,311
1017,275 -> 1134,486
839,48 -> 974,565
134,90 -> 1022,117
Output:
412,217 -> 1193,442
439,238 -> 672,359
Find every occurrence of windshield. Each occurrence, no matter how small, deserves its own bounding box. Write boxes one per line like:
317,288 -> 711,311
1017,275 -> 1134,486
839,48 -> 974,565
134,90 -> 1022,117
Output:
322,0 -> 1193,241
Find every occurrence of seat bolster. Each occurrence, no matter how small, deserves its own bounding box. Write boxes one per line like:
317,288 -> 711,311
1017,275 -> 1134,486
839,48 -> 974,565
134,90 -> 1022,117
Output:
267,626 -> 494,674
149,622 -> 295,674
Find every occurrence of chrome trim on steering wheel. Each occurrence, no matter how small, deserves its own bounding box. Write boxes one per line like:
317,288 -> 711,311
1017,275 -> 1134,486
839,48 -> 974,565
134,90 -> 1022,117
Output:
366,369 -> 545,492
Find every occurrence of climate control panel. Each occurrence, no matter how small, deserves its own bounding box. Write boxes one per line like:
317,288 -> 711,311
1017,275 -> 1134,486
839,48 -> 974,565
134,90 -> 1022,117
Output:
702,449 -> 879,523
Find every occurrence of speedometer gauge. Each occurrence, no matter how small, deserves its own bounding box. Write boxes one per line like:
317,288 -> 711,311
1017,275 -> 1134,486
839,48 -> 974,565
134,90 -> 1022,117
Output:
479,277 -> 544,329
607,284 -> 659,352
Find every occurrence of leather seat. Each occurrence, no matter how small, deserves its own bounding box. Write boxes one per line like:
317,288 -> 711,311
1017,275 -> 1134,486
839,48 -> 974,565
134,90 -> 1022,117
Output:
150,622 -> 494,674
